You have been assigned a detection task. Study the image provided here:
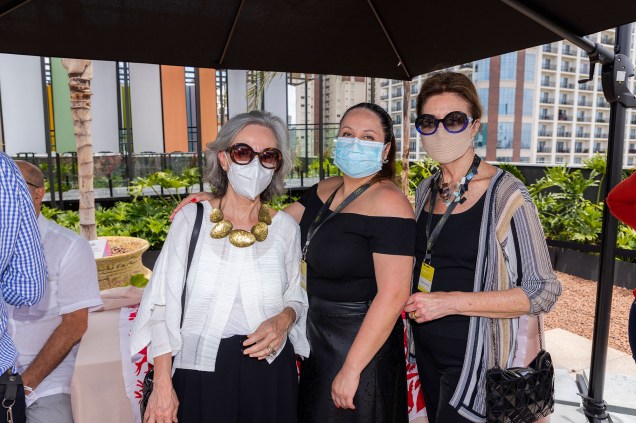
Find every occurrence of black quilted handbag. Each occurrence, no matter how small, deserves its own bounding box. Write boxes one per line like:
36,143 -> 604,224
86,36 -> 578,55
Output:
485,316 -> 555,423
140,202 -> 203,418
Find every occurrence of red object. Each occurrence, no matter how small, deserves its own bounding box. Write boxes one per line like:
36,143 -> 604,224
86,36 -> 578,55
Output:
606,173 -> 636,230
633,288 -> 635,299
190,198 -> 197,203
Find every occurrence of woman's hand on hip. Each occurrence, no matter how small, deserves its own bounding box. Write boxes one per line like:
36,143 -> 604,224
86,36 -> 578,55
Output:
404,291 -> 459,323
243,308 -> 294,360
144,379 -> 179,423
331,365 -> 360,410
169,192 -> 214,221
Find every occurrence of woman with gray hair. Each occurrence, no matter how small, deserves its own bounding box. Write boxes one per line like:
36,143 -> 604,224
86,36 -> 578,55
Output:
131,111 -> 309,423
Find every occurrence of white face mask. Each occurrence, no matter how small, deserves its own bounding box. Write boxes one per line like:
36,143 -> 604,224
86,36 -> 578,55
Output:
226,155 -> 275,200
422,124 -> 475,164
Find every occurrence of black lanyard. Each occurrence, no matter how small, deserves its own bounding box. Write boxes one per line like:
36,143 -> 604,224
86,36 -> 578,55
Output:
424,155 -> 481,263
302,182 -> 373,260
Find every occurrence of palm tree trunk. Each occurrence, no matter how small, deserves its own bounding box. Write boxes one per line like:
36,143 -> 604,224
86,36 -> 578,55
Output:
62,59 -> 97,240
401,80 -> 411,195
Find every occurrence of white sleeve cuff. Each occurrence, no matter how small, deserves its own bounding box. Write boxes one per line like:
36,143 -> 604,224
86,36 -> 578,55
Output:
150,318 -> 172,358
285,301 -> 303,325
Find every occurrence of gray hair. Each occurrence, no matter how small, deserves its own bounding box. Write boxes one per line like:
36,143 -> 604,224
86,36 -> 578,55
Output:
203,111 -> 293,202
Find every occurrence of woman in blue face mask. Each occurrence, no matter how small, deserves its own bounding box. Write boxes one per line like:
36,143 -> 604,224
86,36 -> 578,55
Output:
171,103 -> 416,422
287,103 -> 416,422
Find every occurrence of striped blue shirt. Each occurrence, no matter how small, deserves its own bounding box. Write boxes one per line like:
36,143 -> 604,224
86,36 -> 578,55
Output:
0,153 -> 47,374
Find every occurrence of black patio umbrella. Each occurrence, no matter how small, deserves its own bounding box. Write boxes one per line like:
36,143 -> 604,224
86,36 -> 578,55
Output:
2,1 -> 636,422
0,0 -> 635,80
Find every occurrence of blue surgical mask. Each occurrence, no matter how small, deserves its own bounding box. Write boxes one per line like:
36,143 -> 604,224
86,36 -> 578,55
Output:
333,137 -> 386,178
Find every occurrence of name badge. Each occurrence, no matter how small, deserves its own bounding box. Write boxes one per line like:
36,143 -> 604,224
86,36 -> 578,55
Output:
418,263 -> 435,293
300,260 -> 308,291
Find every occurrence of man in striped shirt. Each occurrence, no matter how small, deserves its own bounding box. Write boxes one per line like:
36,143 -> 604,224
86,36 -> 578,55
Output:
0,153 -> 47,423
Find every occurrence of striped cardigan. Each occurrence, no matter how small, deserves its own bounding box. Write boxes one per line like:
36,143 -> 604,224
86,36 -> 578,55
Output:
413,169 -> 562,422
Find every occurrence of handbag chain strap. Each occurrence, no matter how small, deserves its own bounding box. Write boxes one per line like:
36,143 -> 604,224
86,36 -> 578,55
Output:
490,315 -> 543,368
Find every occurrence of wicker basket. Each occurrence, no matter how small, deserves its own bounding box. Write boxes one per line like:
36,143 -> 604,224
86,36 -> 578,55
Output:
95,236 -> 152,291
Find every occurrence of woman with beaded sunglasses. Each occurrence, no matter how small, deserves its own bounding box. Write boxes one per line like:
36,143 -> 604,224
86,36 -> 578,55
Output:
403,71 -> 561,422
131,111 -> 309,423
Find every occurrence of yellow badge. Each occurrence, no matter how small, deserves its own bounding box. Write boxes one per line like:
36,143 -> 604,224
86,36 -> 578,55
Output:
300,260 -> 308,291
418,263 -> 435,293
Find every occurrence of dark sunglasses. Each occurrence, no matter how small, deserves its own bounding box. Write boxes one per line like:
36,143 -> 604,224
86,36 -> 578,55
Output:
415,111 -> 474,136
226,143 -> 282,170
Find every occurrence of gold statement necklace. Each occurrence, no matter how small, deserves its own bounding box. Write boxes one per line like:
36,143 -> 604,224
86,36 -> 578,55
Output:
209,197 -> 272,248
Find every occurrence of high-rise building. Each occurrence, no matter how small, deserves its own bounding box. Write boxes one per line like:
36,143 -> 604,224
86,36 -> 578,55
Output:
379,27 -> 636,167
292,74 -> 372,159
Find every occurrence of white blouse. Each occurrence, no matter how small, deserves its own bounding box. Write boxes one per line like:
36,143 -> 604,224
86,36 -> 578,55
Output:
130,202 -> 309,372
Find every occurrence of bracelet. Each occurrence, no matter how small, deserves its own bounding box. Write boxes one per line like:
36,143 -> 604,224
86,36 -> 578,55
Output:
23,385 -> 33,393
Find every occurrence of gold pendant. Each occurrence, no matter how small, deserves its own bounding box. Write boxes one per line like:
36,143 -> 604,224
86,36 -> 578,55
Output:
209,207 -> 224,223
229,229 -> 256,247
251,222 -> 268,242
258,204 -> 272,225
210,220 -> 232,238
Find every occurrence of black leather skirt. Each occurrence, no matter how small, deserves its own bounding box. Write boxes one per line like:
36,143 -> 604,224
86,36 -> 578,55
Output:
298,295 -> 408,423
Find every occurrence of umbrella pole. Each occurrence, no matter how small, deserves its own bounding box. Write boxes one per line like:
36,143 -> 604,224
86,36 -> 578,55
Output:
581,23 -> 633,422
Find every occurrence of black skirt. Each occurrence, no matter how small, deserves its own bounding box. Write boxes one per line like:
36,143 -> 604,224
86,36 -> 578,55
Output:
298,296 -> 408,423
173,335 -> 298,423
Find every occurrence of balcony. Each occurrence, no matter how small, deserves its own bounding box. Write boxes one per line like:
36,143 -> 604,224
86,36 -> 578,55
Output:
392,88 -> 403,97
578,100 -> 592,107
597,100 -> 609,107
576,133 -> 591,138
380,94 -> 388,100
596,117 -> 608,123
380,80 -> 389,87
539,114 -> 554,120
538,130 -> 553,137
629,149 -> 636,154
580,66 -> 590,74
543,45 -> 558,53
557,115 -> 572,121
542,63 -> 557,70
540,97 -> 555,104
601,36 -> 615,45
594,148 -> 607,153
391,104 -> 402,112
556,132 -> 572,138
594,133 -> 609,139
631,117 -> 636,125
559,99 -> 574,105
575,148 -> 590,153
576,116 -> 590,122
537,147 -> 552,153
541,80 -> 556,87
562,48 -> 576,56
556,148 -> 571,153
579,83 -> 593,91
561,66 -> 576,73
560,82 -> 575,89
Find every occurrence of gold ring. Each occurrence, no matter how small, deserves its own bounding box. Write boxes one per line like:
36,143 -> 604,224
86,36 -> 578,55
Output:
265,345 -> 273,355
410,311 -> 418,319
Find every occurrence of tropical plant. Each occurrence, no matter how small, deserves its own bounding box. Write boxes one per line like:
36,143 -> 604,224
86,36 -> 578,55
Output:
529,164 -> 602,243
246,71 -> 279,111
497,163 -> 526,185
582,153 -> 606,204
396,157 -> 439,195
